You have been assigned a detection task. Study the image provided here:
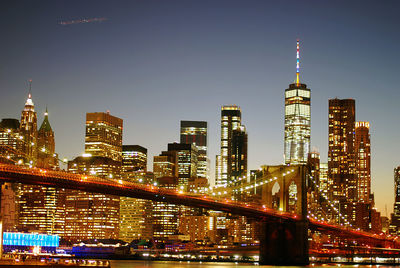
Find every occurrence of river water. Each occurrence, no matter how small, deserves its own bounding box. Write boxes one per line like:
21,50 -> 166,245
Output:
109,260 -> 397,267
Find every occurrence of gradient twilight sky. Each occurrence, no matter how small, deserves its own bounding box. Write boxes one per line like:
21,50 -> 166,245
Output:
1,0 -> 399,214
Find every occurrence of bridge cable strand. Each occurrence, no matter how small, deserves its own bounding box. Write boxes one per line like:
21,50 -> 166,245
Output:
308,175 -> 353,227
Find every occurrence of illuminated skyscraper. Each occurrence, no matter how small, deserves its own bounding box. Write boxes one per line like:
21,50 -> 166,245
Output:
167,143 -> 198,188
85,112 -> 123,162
37,109 -> 58,169
284,40 -> 311,165
328,98 -> 356,202
65,111 -> 123,242
355,122 -> 371,202
216,105 -> 242,187
20,81 -> 37,164
231,126 -> 247,186
120,145 -> 152,242
180,121 -> 209,180
152,176 -> 179,243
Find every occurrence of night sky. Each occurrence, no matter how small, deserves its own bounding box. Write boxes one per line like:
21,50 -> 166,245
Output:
1,0 -> 399,215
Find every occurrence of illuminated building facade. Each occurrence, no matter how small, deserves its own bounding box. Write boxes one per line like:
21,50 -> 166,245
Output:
20,84 -> 37,164
167,143 -> 198,188
284,40 -> 311,165
231,126 -> 247,186
122,145 -> 147,174
120,145 -> 152,242
0,118 -> 24,163
328,98 -> 356,202
355,122 -> 371,202
153,152 -> 178,179
180,121 -> 209,180
63,111 -> 123,242
66,156 -> 121,242
85,112 -> 123,162
217,105 -> 242,187
17,185 -> 65,235
391,167 -> 400,234
152,176 -> 179,243
37,109 -> 58,169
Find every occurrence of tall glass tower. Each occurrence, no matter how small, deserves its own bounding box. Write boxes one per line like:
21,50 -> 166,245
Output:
284,40 -> 311,165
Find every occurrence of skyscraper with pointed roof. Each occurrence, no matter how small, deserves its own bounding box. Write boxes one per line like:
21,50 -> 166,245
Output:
284,40 -> 311,165
20,80 -> 37,164
37,108 -> 58,169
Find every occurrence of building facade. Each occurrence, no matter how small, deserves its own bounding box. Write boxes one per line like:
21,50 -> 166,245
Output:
284,40 -> 311,165
20,89 -> 37,164
119,145 -> 152,242
66,156 -> 121,242
216,105 -> 242,187
391,166 -> 400,233
355,122 -> 371,202
85,112 -> 123,162
180,121 -> 209,180
328,98 -> 356,202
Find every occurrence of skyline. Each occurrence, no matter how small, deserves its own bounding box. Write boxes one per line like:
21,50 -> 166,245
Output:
1,0 -> 399,215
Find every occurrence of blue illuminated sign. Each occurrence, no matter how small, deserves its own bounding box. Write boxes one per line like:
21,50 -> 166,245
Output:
3,232 -> 59,247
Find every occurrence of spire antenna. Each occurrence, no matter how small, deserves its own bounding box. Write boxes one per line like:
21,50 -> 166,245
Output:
28,79 -> 32,98
296,40 -> 300,85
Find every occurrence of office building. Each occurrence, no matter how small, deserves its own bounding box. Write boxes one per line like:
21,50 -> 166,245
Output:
122,145 -> 147,174
37,109 -> 58,169
180,121 -> 209,180
152,176 -> 179,243
217,105 -> 242,187
153,152 -> 178,179
65,111 -> 123,242
0,118 -> 24,163
167,143 -> 198,188
66,156 -> 121,242
284,40 -> 311,165
231,126 -> 248,185
85,112 -> 123,162
328,98 -> 356,202
355,122 -> 371,202
20,83 -> 37,164
119,145 -> 152,242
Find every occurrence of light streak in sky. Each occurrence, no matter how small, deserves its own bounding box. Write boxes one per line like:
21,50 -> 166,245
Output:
59,17 -> 108,25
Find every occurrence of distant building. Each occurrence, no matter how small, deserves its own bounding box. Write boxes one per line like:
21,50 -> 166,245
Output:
20,85 -> 37,163
167,143 -> 198,188
65,111 -> 123,243
180,121 -> 209,180
153,152 -> 178,179
119,145 -> 152,242
216,105 -> 242,187
390,166 -> 400,234
284,40 -> 311,165
122,145 -> 147,174
66,156 -> 121,242
328,98 -> 356,202
231,126 -> 248,186
0,118 -> 24,163
37,109 -> 58,169
152,176 -> 179,243
355,122 -> 371,202
85,112 -> 123,162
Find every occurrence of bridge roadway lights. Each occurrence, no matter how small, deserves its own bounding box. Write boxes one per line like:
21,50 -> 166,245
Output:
259,219 -> 309,266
